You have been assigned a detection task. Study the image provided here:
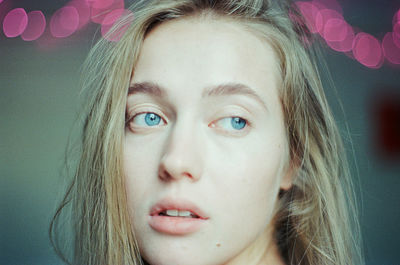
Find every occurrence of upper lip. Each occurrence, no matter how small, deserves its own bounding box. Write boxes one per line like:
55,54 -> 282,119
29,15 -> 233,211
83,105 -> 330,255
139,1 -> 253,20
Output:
149,197 -> 209,220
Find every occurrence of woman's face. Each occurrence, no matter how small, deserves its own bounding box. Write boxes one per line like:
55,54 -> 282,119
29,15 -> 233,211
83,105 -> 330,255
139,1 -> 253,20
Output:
124,17 -> 291,265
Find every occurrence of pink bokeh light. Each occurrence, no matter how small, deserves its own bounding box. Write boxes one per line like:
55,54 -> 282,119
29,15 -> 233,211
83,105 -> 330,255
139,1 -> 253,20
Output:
353,33 -> 383,68
50,6 -> 79,38
0,0 -> 397,70
312,0 -> 343,14
398,9 -> 400,23
382,32 -> 400,65
101,8 -> 124,26
325,21 -> 354,52
295,1 -> 322,34
323,18 -> 348,42
67,0 -> 91,30
393,21 -> 400,49
88,0 -> 114,9
21,11 -> 46,41
394,9 -> 400,24
3,8 -> 28,37
317,8 -> 344,36
0,0 -> 13,23
90,0 -> 124,24
101,8 -> 133,42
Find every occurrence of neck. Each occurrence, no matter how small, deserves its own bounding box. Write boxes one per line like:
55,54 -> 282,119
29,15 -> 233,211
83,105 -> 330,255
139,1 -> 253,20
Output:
257,239 -> 286,265
224,224 -> 286,265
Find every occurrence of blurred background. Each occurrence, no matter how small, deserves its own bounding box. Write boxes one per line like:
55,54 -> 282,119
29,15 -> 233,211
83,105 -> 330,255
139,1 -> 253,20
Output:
1,0 -> 399,264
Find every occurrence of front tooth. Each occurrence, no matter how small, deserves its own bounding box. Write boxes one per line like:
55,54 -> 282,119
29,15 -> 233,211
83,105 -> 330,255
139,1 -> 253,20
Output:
178,210 -> 192,217
166,209 -> 178,216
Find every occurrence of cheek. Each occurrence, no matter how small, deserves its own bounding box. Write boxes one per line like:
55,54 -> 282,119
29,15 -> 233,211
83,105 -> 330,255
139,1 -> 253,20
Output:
225,153 -> 281,205
210,127 -> 286,190
123,135 -> 167,245
123,135 -> 163,214
208,132 -> 286,235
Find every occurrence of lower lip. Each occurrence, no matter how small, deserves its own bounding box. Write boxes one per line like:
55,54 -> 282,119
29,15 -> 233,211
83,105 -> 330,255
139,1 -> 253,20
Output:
149,215 -> 207,235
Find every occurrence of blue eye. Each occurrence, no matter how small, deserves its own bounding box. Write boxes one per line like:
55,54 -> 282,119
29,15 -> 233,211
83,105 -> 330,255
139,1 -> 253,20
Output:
217,117 -> 247,130
132,112 -> 163,126
231,117 -> 247,130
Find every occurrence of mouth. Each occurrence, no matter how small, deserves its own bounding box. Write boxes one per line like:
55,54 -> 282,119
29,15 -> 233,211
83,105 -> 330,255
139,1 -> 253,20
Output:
157,209 -> 200,219
149,198 -> 209,219
148,198 -> 209,235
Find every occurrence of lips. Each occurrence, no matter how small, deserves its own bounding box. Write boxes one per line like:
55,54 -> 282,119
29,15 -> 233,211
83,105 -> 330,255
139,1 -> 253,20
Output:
148,198 -> 209,235
150,198 -> 209,219
158,209 -> 200,218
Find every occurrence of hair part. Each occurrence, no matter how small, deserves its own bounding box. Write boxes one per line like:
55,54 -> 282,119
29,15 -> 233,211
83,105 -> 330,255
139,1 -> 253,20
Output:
50,0 -> 364,264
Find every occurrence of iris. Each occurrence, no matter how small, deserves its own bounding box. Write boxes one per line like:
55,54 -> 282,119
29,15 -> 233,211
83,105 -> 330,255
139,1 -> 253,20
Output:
144,113 -> 161,126
231,117 -> 246,130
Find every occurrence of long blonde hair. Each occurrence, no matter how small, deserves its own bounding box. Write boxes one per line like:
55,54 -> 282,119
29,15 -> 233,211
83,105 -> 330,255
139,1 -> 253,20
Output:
50,0 -> 363,264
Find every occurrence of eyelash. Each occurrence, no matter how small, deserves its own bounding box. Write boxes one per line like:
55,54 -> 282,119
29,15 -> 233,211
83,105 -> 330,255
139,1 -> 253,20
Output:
125,111 -> 250,134
126,111 -> 166,129
210,116 -> 250,133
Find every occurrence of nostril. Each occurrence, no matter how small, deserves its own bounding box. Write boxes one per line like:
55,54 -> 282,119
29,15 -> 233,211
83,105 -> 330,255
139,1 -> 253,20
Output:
158,141 -> 203,182
158,168 -> 173,181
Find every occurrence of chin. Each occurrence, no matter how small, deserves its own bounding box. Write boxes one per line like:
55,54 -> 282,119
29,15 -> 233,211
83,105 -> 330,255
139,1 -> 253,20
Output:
142,252 -> 225,265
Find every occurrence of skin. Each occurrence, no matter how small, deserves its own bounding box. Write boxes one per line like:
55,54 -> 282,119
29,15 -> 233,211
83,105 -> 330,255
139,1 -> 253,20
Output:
124,16 -> 292,265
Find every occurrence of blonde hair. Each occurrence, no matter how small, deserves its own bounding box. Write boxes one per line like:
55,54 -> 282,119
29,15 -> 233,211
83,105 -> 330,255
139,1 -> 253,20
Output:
50,0 -> 364,264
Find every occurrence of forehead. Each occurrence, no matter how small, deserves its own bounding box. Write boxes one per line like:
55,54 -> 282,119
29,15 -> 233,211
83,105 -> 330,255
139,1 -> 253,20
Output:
132,16 -> 281,101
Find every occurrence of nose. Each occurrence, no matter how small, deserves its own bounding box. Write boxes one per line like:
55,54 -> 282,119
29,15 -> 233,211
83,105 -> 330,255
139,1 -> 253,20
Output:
158,120 -> 203,182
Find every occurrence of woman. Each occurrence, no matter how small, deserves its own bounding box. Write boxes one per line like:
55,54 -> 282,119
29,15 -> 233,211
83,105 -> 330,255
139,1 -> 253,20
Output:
50,0 -> 364,264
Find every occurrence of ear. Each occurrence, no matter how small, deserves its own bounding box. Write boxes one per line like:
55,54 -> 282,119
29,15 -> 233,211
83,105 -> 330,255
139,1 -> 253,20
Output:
279,159 -> 298,191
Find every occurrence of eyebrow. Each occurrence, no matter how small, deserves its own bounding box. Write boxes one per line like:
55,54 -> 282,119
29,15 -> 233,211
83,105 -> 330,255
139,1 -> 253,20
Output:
128,81 -> 164,97
128,81 -> 268,111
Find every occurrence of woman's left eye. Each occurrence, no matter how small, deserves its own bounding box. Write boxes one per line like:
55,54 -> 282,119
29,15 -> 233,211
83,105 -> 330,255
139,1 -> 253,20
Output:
131,112 -> 165,127
214,117 -> 248,131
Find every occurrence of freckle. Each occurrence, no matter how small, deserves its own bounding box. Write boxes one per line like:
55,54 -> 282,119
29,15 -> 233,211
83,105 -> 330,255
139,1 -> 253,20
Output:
216,243 -> 221,247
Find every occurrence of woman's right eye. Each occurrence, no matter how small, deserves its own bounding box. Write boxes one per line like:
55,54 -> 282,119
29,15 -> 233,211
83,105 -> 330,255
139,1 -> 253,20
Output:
130,112 -> 166,127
